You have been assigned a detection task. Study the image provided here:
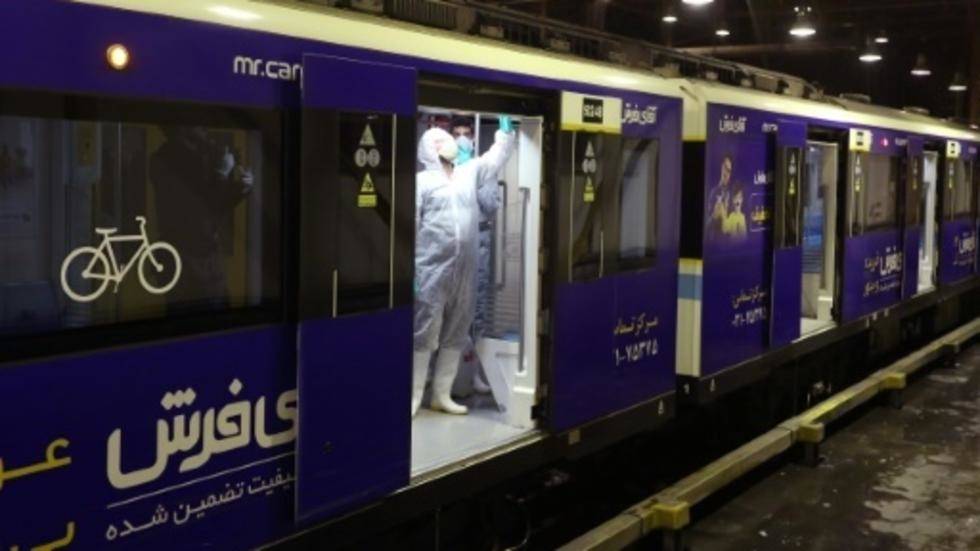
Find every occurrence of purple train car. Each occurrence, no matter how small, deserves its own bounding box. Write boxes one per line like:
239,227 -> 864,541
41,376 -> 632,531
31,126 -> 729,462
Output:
0,0 -> 683,548
674,79 -> 980,401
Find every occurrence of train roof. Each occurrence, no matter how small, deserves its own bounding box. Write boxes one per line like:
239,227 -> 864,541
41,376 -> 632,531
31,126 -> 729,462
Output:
74,0 -> 681,100
74,0 -> 979,146
675,77 -> 980,144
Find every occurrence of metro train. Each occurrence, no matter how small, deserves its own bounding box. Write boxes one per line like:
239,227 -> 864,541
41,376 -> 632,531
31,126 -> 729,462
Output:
0,1 -> 975,549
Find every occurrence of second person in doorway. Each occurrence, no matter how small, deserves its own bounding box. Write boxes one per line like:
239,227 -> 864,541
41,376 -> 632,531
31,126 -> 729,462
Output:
413,115 -> 516,416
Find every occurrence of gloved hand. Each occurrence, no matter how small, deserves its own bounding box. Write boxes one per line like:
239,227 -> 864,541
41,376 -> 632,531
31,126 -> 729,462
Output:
218,146 -> 235,178
499,115 -> 514,133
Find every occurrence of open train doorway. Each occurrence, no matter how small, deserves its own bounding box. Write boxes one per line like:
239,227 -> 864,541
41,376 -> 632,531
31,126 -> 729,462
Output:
410,107 -> 542,476
918,150 -> 939,293
800,141 -> 839,336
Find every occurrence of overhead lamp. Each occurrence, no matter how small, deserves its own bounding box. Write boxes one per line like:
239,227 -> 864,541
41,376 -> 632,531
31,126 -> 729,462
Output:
682,0 -> 714,5
662,4 -> 678,23
716,27 -> 731,37
874,30 -> 889,44
789,6 -> 816,38
910,54 -> 931,77
859,39 -> 882,63
949,72 -> 968,92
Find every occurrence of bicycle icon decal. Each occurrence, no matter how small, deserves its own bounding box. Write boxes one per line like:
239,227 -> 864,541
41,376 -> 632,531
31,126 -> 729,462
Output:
60,216 -> 182,303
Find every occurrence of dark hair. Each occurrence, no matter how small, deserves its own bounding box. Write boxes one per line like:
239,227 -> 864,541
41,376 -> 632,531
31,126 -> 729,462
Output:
731,182 -> 745,197
452,115 -> 474,129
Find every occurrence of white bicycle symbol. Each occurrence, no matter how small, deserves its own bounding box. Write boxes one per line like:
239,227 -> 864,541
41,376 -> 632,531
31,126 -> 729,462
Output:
60,216 -> 182,303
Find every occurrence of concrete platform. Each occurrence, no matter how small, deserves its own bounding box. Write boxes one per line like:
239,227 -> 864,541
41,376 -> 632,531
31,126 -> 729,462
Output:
688,343 -> 980,551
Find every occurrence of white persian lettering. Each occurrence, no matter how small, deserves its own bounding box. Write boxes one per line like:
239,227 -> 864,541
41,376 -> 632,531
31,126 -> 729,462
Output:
106,381 -> 298,490
718,115 -> 747,134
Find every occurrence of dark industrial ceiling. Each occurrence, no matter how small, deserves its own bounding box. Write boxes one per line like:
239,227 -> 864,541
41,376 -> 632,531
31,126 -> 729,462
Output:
488,0 -> 980,122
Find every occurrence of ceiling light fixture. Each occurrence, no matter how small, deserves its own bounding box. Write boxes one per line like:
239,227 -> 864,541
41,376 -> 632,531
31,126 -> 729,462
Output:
910,54 -> 931,77
716,27 -> 731,37
789,5 -> 816,38
859,39 -> 882,63
662,4 -> 678,23
682,0 -> 714,5
949,72 -> 968,92
874,30 -> 889,44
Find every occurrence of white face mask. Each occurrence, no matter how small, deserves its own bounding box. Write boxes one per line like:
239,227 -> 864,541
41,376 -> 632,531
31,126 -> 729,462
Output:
437,139 -> 458,162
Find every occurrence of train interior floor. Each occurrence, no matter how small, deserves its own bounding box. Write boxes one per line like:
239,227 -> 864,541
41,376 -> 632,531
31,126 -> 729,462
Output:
411,393 -> 529,475
687,342 -> 980,551
800,317 -> 835,337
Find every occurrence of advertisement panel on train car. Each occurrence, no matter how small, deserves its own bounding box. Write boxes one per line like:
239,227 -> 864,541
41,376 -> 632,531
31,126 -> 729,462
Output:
699,105 -> 774,376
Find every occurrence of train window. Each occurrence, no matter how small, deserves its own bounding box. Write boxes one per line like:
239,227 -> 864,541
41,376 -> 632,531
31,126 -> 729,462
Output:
618,138 -> 659,269
778,146 -> 804,248
335,112 -> 395,315
863,154 -> 899,230
559,131 -> 622,281
848,152 -> 898,234
946,158 -> 974,219
905,155 -> 923,227
0,92 -> 281,342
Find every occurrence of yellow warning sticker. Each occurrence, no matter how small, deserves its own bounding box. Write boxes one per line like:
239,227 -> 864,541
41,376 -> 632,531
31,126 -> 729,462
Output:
360,124 -> 376,147
358,172 -> 377,208
584,176 -> 596,203
360,173 -> 376,194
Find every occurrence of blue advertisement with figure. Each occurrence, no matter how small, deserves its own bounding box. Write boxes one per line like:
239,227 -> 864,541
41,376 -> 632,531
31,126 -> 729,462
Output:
700,105 -> 774,376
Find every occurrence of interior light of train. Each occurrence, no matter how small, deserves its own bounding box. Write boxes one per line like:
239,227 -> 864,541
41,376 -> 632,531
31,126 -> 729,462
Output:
682,0 -> 714,6
716,28 -> 731,37
105,44 -> 130,71
207,5 -> 262,21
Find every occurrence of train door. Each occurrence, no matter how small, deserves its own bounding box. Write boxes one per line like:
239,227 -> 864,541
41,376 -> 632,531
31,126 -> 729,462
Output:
769,122 -> 805,346
919,149 -> 939,292
551,91 -> 677,430
800,141 -> 839,335
295,54 -> 417,522
938,140 -> 977,285
410,105 -> 543,476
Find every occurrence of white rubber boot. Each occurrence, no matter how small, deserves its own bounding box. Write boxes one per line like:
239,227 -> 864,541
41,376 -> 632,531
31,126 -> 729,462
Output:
412,351 -> 432,417
431,348 -> 468,415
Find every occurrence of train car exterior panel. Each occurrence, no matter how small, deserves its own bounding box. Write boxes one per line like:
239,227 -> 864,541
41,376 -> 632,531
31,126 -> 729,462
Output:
1,0 -> 685,547
0,327 -> 297,550
551,91 -> 682,430
677,80 -> 980,380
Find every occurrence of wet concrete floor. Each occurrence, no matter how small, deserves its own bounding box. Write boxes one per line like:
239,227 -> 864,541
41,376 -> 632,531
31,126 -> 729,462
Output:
687,343 -> 980,551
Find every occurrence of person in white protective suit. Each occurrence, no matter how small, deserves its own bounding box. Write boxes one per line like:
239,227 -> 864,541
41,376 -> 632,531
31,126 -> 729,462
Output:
413,116 -> 516,416
452,116 -> 500,397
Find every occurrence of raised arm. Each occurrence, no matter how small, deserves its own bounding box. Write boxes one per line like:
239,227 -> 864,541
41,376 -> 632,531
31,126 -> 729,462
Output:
475,116 -> 517,184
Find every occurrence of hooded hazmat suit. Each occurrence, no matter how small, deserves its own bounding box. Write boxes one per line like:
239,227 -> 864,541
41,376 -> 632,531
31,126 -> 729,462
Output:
413,125 -> 515,415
